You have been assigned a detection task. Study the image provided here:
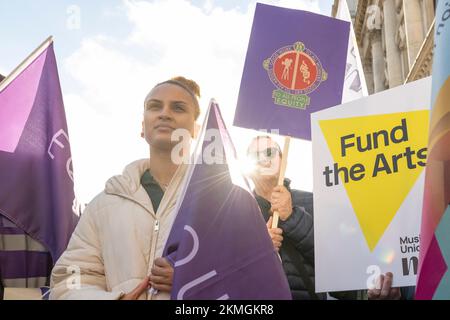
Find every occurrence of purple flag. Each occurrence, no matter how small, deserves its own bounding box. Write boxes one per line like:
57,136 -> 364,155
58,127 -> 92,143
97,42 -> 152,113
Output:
164,100 -> 291,300
0,40 -> 78,281
234,3 -> 350,140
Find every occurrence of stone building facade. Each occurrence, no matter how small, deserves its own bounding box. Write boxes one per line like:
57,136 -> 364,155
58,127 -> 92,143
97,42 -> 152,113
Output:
333,0 -> 436,94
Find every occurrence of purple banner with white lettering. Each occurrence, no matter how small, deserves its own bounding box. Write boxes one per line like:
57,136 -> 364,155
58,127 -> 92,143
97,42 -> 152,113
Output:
234,3 -> 350,140
0,41 -> 79,280
164,100 -> 291,300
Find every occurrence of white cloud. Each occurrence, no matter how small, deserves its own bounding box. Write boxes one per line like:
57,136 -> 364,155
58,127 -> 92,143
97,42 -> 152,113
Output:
65,0 -> 325,203
265,0 -> 321,12
122,0 -> 254,123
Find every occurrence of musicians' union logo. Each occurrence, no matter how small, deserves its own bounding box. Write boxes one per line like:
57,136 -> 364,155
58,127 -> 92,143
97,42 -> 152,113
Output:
263,42 -> 327,109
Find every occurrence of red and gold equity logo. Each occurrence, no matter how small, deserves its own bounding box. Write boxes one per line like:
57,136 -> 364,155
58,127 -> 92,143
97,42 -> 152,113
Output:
263,42 -> 327,109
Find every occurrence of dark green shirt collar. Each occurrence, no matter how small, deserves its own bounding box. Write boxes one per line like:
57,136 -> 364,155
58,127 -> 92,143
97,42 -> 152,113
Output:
140,169 -> 165,213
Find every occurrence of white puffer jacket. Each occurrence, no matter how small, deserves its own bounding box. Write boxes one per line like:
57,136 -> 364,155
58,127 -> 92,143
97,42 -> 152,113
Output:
50,159 -> 187,300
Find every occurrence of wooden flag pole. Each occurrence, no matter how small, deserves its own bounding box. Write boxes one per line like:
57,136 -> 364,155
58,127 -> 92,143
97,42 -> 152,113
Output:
0,36 -> 53,93
271,136 -> 291,229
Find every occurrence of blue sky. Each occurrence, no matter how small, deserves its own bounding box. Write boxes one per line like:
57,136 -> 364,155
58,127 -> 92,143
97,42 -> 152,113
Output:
1,0 -> 335,203
1,0 -> 131,88
0,0 -> 333,76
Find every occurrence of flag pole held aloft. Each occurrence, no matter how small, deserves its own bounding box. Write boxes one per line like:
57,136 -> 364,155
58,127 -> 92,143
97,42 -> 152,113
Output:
0,36 -> 53,93
271,136 -> 290,229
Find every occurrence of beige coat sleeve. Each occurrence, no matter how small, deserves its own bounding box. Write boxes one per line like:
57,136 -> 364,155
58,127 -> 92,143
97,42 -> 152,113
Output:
49,205 -> 123,300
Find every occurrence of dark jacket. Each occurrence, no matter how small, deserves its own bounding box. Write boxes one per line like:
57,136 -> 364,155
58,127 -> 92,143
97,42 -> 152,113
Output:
255,179 -> 325,300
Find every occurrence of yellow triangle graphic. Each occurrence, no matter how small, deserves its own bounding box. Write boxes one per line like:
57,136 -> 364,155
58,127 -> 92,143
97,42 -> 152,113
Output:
319,111 -> 429,251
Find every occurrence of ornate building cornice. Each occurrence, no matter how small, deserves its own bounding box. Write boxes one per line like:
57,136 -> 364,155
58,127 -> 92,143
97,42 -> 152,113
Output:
354,0 -> 369,46
405,19 -> 435,83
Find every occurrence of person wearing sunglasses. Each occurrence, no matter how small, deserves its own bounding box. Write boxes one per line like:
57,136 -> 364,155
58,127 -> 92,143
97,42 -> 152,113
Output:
246,135 -> 325,300
246,136 -> 408,300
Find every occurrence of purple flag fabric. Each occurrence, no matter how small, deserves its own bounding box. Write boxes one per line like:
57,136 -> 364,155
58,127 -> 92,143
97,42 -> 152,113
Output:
234,3 -> 349,140
163,100 -> 291,300
0,41 -> 78,281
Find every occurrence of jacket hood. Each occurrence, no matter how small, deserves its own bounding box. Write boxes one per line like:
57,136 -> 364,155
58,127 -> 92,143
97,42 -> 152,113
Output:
105,159 -> 150,197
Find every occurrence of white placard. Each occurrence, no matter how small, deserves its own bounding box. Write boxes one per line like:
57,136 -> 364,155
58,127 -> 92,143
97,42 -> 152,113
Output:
312,77 -> 431,293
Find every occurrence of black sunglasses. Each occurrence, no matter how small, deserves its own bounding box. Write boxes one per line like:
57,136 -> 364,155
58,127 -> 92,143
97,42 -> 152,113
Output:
248,147 -> 280,160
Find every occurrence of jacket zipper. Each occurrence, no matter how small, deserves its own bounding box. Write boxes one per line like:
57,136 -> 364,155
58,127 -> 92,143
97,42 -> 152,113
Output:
105,192 -> 161,299
147,219 -> 160,300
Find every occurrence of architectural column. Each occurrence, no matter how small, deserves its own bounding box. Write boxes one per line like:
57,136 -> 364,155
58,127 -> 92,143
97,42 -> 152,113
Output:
420,0 -> 435,37
366,3 -> 386,93
395,4 -> 409,82
382,0 -> 403,88
403,0 -> 425,68
363,60 -> 374,94
371,31 -> 386,92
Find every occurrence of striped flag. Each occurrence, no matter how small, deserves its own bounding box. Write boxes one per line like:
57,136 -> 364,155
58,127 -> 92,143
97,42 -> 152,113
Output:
415,2 -> 450,299
0,38 -> 78,294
